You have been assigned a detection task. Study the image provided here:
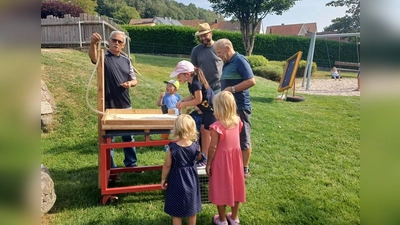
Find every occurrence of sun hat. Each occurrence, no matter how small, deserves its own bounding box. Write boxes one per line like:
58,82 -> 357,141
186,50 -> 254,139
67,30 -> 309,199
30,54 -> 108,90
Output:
195,23 -> 213,36
163,79 -> 180,90
169,60 -> 195,78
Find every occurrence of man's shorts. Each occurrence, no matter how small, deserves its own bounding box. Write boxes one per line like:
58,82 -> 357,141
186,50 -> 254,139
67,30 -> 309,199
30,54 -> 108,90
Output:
238,109 -> 252,150
202,111 -> 216,130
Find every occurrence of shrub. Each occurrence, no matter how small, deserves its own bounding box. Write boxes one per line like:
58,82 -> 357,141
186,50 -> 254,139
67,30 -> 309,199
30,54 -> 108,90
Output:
246,55 -> 269,68
253,65 -> 283,82
41,2 -> 84,19
296,60 -> 317,78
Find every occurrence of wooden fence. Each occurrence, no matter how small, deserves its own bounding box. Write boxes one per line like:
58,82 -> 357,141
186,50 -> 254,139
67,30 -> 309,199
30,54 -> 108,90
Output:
41,13 -> 130,56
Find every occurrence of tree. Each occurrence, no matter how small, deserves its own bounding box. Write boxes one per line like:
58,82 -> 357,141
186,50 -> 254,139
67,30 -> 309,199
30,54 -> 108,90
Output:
41,1 -> 84,18
59,0 -> 97,15
96,0 -> 140,24
324,0 -> 360,33
209,0 -> 299,56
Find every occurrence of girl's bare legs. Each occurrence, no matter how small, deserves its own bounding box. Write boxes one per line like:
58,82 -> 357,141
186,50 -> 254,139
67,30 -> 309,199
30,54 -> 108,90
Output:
201,125 -> 210,157
172,217 -> 182,225
230,202 -> 240,221
217,205 -> 227,222
187,214 -> 197,225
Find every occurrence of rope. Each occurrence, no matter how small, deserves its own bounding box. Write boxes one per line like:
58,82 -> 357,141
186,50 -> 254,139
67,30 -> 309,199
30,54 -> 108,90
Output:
324,38 -> 332,68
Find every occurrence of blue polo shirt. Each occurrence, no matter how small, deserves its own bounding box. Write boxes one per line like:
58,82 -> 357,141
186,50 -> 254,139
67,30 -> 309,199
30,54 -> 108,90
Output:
220,52 -> 253,110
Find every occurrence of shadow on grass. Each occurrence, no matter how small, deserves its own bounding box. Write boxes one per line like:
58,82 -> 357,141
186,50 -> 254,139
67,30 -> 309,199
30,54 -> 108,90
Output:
83,213 -> 215,225
251,96 -> 275,103
49,166 -> 165,213
45,138 -> 168,156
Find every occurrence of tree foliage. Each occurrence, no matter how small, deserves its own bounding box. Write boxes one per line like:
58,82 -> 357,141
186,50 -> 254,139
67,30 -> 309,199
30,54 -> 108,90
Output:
59,0 -> 97,15
96,0 -> 140,24
208,0 -> 299,56
41,1 -> 84,19
324,0 -> 360,33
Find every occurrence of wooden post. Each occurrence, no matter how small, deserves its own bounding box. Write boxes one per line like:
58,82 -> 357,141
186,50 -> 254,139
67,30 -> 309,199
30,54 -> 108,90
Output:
97,49 -> 105,189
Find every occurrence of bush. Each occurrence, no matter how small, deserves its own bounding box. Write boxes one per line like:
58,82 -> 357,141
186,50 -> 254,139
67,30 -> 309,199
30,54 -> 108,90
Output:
41,2 -> 84,19
246,55 -> 269,68
253,65 -> 283,82
296,60 -> 317,78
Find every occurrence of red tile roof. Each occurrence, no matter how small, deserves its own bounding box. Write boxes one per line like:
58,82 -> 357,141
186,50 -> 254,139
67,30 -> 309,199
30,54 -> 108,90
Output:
266,23 -> 317,36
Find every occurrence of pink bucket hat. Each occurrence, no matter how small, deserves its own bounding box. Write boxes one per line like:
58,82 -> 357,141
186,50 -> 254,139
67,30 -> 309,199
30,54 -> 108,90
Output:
169,60 -> 195,78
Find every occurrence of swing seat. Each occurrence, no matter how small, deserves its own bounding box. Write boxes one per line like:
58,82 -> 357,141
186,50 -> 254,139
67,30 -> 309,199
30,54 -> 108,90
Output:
334,61 -> 360,72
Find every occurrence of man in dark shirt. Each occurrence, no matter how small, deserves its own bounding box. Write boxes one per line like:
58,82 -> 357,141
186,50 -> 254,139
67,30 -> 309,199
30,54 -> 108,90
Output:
89,31 -> 138,169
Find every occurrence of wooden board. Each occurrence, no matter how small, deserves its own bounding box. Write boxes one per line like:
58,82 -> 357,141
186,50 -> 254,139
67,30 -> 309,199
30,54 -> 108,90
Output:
101,109 -> 177,130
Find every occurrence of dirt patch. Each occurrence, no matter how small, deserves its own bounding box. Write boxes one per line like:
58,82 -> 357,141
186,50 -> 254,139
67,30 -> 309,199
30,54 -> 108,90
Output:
294,78 -> 360,96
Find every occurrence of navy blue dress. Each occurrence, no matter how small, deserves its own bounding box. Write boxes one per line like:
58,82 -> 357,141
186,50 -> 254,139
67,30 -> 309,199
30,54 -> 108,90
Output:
164,142 -> 202,217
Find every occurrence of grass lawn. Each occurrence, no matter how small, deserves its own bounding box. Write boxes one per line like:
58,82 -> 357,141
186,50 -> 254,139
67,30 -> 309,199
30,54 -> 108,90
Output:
41,49 -> 360,225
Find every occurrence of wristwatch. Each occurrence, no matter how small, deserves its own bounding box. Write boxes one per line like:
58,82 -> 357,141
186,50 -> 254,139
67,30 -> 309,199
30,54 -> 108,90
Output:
231,86 -> 236,93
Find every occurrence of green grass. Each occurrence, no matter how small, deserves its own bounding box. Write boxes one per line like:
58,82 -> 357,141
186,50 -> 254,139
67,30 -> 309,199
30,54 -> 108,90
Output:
41,49 -> 360,225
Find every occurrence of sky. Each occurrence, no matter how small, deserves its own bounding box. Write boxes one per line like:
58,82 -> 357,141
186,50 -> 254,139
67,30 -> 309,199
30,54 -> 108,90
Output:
176,0 -> 348,32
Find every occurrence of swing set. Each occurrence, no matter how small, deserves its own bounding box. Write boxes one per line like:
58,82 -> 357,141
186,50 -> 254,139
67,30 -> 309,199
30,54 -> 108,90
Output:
302,32 -> 360,90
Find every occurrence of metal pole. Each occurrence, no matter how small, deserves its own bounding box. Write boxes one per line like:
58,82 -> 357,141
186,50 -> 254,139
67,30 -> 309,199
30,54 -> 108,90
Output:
78,21 -> 82,48
302,32 -> 315,87
306,33 -> 317,91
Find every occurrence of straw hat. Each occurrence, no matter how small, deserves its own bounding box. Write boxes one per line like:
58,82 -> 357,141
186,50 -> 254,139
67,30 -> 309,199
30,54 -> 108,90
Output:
195,23 -> 213,36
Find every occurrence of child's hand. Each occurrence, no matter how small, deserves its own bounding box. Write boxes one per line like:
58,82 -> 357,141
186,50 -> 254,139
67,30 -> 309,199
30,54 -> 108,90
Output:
161,179 -> 168,189
206,164 -> 211,176
160,92 -> 165,98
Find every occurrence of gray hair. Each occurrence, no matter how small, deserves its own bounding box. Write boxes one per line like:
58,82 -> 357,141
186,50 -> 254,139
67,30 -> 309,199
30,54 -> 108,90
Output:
109,31 -> 126,43
215,38 -> 234,50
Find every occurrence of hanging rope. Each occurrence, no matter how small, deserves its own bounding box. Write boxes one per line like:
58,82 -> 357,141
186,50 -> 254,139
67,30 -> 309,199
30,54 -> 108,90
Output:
355,36 -> 360,64
325,38 -> 332,69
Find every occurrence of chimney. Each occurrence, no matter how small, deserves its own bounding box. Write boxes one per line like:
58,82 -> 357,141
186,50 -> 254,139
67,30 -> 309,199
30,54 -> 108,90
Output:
215,19 -> 218,23
281,23 -> 284,25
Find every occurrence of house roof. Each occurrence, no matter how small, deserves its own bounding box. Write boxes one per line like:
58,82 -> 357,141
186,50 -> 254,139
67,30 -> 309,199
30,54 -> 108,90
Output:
129,18 -> 155,26
266,23 -> 317,35
180,19 -> 263,34
154,17 -> 182,26
179,20 -> 206,28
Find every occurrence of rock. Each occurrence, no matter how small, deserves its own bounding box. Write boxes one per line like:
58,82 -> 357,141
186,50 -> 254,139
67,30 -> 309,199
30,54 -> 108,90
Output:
41,80 -> 56,131
41,170 -> 56,217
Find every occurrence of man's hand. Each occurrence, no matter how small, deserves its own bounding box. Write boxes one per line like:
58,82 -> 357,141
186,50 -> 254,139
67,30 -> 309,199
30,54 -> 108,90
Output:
91,32 -> 102,44
120,81 -> 131,89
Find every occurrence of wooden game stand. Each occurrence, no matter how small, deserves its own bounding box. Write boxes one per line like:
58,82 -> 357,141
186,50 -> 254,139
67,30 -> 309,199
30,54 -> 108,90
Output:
96,50 -> 177,205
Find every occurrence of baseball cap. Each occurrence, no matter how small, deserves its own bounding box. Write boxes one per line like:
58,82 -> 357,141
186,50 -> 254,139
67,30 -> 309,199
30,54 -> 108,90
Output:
163,79 -> 180,90
169,60 -> 195,78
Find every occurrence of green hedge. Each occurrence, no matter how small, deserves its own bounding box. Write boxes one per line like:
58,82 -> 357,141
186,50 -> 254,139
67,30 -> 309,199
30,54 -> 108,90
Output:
246,55 -> 269,68
296,60 -> 317,78
252,65 -> 283,82
121,25 -> 360,68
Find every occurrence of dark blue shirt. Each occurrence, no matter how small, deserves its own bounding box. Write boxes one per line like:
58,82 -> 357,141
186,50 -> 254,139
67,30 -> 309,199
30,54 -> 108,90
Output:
188,75 -> 214,113
220,52 -> 253,110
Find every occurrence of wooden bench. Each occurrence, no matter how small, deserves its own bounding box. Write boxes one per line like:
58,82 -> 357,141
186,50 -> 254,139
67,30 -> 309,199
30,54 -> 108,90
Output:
334,61 -> 360,72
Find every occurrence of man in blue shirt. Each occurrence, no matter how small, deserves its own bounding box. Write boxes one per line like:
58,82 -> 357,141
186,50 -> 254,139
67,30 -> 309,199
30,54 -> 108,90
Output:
215,38 -> 256,178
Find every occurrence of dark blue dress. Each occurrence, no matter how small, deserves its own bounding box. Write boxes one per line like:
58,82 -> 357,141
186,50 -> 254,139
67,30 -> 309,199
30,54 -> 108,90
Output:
164,142 -> 202,217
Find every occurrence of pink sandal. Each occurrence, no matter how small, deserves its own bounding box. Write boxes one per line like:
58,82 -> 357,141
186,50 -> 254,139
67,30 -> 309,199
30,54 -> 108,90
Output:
213,214 -> 228,225
226,212 -> 240,224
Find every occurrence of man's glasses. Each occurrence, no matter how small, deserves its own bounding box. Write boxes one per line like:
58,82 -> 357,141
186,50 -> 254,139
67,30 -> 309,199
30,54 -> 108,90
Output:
110,38 -> 124,44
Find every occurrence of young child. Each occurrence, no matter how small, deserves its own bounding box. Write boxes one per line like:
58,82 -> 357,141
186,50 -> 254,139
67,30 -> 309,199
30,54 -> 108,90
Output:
157,79 -> 181,115
157,80 -> 181,142
169,60 -> 216,167
161,114 -> 202,225
206,91 -> 246,225
331,67 -> 341,81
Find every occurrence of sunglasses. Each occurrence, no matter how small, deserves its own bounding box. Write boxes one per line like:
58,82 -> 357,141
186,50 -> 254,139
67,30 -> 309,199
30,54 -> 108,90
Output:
110,38 -> 124,44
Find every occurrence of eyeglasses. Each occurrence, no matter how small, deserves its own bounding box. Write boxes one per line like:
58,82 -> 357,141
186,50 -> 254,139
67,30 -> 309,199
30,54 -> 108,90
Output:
110,38 -> 124,44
